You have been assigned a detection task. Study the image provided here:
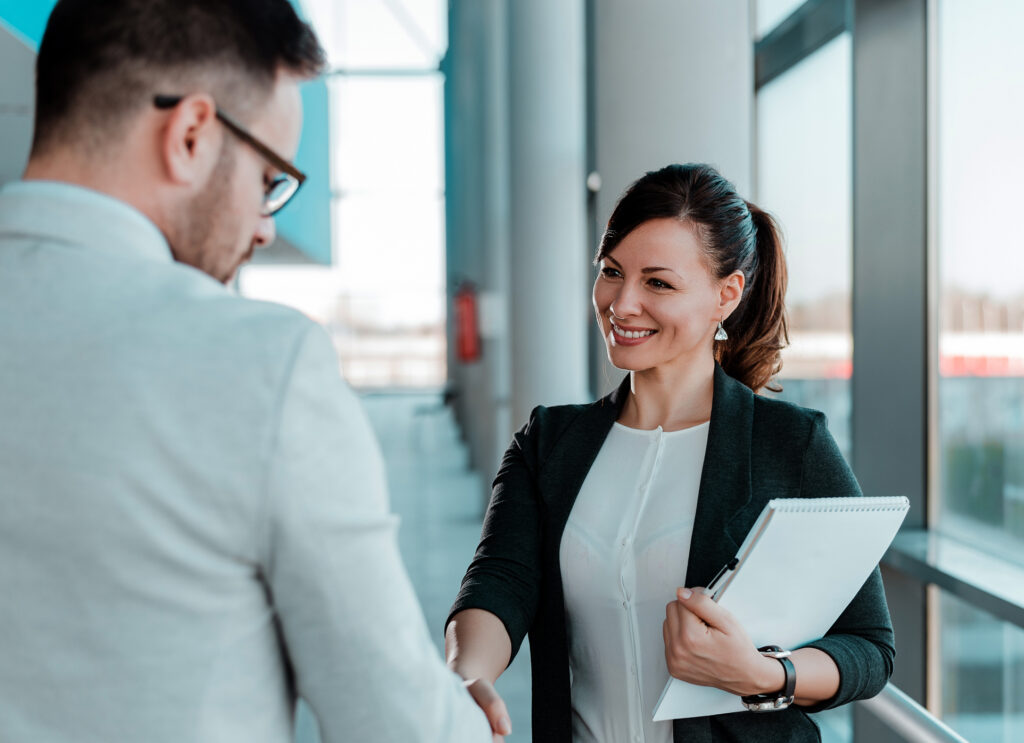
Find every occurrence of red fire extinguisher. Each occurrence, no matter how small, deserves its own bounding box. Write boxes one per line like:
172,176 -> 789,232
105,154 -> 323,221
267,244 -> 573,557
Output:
454,282 -> 481,363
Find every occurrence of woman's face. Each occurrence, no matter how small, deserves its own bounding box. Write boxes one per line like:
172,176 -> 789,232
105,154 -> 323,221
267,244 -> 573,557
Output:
592,217 -> 738,374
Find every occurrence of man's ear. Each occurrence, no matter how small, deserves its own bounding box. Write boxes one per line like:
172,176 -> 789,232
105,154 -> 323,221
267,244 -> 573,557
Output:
718,270 -> 745,319
158,94 -> 223,186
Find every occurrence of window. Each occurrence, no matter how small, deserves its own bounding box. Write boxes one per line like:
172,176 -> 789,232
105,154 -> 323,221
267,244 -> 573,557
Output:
938,590 -> 1024,741
934,2 -> 1024,738
239,0 -> 448,389
755,0 -> 810,39
328,74 -> 446,388
756,32 -> 853,459
935,0 -> 1024,564
755,9 -> 854,741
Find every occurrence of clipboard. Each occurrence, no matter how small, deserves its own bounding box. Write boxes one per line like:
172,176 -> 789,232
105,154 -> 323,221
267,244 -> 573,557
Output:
653,495 -> 909,721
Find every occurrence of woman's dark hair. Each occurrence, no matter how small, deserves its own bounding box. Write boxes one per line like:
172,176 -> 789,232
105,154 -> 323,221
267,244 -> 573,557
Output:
597,163 -> 789,393
32,0 -> 327,155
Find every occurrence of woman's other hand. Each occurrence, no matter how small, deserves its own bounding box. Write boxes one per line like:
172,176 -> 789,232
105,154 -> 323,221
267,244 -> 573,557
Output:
662,587 -> 784,697
462,677 -> 512,742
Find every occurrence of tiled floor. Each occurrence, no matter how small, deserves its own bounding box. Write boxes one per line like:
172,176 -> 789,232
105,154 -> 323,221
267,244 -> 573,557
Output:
296,392 -> 533,742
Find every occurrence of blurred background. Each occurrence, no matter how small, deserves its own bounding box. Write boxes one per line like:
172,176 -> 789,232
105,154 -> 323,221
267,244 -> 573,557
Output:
1,1 -> 1022,741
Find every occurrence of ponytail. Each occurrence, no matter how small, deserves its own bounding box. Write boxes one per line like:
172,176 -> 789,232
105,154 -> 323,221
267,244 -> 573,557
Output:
715,202 -> 789,393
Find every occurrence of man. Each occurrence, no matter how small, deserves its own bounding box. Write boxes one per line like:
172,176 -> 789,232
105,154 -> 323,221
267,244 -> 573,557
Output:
0,1 -> 496,740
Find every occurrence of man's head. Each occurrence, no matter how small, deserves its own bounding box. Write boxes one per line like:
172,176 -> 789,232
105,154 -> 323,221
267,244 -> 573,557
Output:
27,0 -> 327,282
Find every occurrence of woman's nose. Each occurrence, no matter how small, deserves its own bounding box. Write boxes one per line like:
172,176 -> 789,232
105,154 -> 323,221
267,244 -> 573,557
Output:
610,282 -> 642,318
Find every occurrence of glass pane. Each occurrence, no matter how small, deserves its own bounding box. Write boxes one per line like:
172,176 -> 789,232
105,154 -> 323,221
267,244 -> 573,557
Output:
936,0 -> 1024,563
756,33 -> 852,457
303,0 -> 446,70
329,194 -> 446,387
330,75 -> 444,193
938,590 -> 1024,742
756,0 -> 808,39
333,194 -> 444,307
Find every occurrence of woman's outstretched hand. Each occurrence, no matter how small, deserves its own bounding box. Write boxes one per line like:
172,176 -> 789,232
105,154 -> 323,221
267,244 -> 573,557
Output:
663,587 -> 784,697
462,677 -> 512,742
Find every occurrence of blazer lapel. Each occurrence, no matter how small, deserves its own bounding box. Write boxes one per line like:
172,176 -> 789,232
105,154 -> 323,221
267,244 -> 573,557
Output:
685,364 -> 755,587
538,368 -> 757,590
539,376 -> 630,538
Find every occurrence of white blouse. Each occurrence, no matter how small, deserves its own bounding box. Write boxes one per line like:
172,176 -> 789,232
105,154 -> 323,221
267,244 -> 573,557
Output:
559,421 -> 709,743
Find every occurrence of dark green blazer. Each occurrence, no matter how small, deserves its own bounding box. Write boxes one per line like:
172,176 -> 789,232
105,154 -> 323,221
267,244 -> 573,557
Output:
449,365 -> 895,742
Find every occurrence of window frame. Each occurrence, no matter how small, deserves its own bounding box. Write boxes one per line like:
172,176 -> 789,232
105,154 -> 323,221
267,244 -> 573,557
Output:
757,0 -> 1024,738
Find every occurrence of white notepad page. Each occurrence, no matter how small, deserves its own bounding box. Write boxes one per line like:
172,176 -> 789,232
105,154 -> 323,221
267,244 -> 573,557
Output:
653,496 -> 909,721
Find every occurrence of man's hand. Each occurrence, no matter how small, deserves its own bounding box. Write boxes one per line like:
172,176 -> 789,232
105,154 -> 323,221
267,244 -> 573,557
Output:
462,677 -> 512,742
662,587 -> 783,697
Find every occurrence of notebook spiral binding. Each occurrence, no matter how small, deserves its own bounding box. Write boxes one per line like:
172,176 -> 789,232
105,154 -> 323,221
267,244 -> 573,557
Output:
768,496 -> 910,513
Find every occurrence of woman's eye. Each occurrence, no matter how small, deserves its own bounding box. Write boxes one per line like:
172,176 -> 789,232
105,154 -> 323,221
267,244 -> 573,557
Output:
649,278 -> 673,290
601,267 -> 622,278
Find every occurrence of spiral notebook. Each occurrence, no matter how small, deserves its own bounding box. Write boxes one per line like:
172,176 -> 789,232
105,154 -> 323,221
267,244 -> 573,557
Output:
652,495 -> 909,721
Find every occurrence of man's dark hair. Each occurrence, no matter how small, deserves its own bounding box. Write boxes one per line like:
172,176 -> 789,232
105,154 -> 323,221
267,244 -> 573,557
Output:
32,0 -> 327,155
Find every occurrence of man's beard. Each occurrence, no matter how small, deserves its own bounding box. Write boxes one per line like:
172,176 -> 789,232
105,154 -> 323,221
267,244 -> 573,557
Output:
171,142 -> 243,283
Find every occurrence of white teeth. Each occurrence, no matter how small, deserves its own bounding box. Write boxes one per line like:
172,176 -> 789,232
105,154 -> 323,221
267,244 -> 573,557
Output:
612,323 -> 654,339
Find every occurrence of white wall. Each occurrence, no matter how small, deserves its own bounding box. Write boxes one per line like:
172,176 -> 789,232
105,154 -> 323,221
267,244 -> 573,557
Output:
0,21 -> 35,186
590,0 -> 754,389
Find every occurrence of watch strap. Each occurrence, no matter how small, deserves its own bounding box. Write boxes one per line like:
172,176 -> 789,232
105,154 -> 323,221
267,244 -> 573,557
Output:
740,646 -> 796,712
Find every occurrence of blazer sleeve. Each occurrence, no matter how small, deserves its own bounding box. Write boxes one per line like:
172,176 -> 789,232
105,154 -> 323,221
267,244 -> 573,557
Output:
447,407 -> 545,663
797,412 -> 896,711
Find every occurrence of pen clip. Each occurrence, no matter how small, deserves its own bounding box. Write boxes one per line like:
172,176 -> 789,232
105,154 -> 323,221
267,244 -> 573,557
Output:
701,557 -> 738,600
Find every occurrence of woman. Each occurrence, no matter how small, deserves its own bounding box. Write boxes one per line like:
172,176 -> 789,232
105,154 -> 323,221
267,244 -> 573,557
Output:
445,164 -> 894,743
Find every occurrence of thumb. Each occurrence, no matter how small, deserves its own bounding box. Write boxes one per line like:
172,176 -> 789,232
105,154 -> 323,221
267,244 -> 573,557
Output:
463,678 -> 512,737
676,586 -> 731,630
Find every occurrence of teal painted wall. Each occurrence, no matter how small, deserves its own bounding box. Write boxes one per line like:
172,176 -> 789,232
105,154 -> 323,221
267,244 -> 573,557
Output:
276,78 -> 332,265
279,0 -> 332,265
0,0 -> 332,265
0,1 -> 56,47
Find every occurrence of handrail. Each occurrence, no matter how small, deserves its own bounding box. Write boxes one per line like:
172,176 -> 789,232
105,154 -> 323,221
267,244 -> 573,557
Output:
858,684 -> 969,743
884,529 -> 1024,631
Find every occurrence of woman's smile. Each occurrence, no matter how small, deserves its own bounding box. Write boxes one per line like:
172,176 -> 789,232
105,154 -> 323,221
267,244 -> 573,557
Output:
610,320 -> 658,345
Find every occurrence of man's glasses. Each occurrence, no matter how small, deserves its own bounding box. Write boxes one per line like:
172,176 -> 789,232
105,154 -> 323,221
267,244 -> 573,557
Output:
154,95 -> 306,217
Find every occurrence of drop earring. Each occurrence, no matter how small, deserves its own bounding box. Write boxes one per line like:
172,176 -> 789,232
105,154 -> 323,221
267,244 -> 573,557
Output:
715,320 -> 728,341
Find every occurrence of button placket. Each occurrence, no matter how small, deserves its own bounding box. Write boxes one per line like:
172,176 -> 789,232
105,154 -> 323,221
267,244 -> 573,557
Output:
623,430 -> 665,740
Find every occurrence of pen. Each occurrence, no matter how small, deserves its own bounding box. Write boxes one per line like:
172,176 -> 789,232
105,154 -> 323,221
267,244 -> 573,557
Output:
699,557 -> 738,599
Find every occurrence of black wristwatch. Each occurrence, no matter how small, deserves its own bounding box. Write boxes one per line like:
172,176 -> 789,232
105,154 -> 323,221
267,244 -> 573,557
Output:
740,645 -> 796,712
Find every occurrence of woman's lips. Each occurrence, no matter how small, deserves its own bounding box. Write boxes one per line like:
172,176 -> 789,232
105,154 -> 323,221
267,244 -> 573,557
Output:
610,321 -> 657,346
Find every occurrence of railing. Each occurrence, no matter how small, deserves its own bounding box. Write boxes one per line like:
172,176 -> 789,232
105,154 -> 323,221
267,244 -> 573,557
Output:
858,684 -> 969,743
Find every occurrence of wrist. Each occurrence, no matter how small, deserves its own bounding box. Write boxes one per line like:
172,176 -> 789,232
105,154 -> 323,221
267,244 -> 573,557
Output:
741,646 -> 796,712
750,654 -> 786,696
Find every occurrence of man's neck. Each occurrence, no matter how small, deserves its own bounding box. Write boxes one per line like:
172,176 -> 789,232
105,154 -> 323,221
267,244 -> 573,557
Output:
23,151 -> 165,233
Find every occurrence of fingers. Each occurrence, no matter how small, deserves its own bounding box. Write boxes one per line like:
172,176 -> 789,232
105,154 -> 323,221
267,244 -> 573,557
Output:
664,599 -> 682,641
664,592 -> 716,674
676,586 -> 731,630
463,678 -> 512,738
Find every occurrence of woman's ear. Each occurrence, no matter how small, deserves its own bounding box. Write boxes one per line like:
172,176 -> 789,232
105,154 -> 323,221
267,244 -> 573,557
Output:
718,270 -> 745,319
158,94 -> 223,187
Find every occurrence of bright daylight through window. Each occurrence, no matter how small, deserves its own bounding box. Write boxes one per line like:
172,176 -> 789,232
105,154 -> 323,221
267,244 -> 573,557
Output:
239,0 -> 448,389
